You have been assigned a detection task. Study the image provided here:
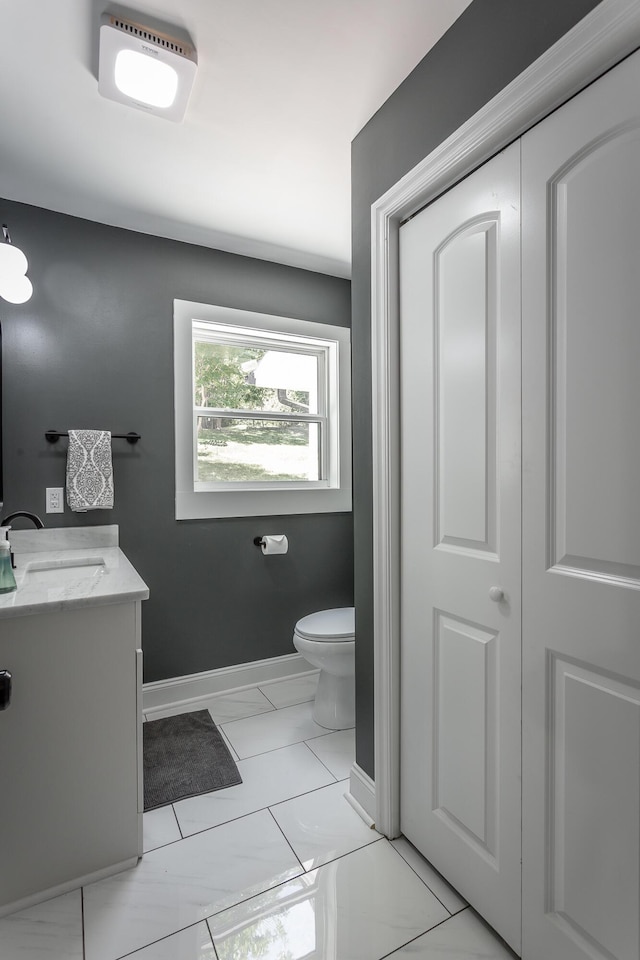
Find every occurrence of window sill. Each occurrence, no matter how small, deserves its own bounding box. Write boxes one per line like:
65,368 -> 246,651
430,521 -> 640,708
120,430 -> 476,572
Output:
176,486 -> 352,520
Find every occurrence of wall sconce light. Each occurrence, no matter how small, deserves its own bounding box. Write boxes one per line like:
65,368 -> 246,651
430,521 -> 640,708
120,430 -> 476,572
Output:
98,14 -> 197,123
0,226 -> 33,304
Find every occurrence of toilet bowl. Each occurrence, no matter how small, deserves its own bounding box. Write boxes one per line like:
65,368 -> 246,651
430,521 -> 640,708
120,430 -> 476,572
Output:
293,607 -> 355,730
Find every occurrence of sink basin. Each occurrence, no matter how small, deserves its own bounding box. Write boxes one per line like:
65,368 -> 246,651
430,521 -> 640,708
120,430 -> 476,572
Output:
24,556 -> 107,585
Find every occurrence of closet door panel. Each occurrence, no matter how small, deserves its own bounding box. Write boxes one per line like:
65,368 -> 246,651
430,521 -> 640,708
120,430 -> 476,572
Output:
551,128 -> 640,579
436,226 -> 495,548
550,659 -> 640,960
522,47 -> 640,960
400,142 -> 521,954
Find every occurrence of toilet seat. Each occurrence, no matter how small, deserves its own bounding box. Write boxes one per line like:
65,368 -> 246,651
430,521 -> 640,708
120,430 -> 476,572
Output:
295,607 -> 355,642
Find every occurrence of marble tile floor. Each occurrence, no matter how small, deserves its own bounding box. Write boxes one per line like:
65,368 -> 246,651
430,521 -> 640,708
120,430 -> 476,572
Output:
1,674 -> 517,960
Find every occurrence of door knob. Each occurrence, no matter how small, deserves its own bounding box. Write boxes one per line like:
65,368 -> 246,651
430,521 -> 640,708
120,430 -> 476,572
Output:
489,586 -> 504,602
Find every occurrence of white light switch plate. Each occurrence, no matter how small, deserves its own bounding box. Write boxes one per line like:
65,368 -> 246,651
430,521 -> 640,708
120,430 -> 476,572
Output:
46,487 -> 64,513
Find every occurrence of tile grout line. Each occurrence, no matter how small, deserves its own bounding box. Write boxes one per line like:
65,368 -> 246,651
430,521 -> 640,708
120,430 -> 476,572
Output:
108,917 -> 217,960
146,676 -> 318,724
220,727 -> 333,758
204,834 -> 407,954
266,807 -> 306,873
209,705 -> 275,724
171,802 -> 184,840
218,726 -> 240,761
203,837 -> 416,957
174,777 -> 348,841
93,834 -> 457,960
211,930 -> 220,960
305,731 -> 356,780
378,908 -> 470,960
147,704 -> 275,725
201,860 -> 316,936
256,685 -> 279,709
270,814 -> 387,877
299,737 -> 342,781
267,774 -> 351,815
146,695 -> 276,725
217,726 -> 342,763
219,698 -> 326,728
257,684 -> 317,712
387,841 -> 456,916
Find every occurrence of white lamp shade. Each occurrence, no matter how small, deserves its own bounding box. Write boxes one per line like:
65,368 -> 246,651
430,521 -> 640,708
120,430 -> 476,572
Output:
0,273 -> 33,304
0,242 -> 28,276
0,233 -> 32,303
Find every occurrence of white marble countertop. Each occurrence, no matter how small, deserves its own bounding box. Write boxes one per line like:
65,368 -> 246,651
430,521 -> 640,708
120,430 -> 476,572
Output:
0,525 -> 149,619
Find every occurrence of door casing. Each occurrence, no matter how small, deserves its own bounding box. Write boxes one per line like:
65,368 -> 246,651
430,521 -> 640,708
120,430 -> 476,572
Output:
369,0 -> 640,840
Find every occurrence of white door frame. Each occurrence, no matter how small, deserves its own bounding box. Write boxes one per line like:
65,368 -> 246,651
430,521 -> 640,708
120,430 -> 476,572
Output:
370,0 -> 640,839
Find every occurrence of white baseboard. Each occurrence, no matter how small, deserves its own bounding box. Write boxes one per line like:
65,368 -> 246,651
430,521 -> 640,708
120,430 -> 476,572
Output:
348,763 -> 377,829
0,856 -> 139,919
143,652 -> 317,714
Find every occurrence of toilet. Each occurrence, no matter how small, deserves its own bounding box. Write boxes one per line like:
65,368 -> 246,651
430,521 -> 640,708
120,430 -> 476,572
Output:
293,607 -> 355,730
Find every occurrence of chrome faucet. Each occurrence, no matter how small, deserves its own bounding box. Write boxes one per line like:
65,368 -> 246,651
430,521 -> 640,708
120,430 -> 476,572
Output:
0,512 -> 44,568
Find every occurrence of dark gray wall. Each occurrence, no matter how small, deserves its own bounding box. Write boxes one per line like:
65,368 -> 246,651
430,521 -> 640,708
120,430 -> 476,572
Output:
0,198 -> 353,681
351,0 -> 602,778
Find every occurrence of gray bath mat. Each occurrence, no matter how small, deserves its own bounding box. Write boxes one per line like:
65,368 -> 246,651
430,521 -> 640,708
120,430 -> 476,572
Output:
143,709 -> 242,811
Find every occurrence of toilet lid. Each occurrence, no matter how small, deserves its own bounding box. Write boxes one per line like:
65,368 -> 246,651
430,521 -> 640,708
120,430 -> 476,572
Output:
295,607 -> 355,642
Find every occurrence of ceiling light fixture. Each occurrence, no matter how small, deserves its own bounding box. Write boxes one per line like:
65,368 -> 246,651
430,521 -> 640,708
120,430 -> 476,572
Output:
98,14 -> 197,123
0,226 -> 33,304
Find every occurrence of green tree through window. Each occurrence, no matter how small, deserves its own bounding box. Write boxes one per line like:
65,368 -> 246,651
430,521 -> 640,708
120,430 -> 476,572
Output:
194,342 -> 265,413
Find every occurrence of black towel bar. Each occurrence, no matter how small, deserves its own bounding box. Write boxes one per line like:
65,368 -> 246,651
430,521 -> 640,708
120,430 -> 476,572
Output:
45,430 -> 141,444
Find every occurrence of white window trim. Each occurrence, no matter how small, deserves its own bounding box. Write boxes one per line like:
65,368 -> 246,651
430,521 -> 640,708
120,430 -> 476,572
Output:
174,299 -> 352,519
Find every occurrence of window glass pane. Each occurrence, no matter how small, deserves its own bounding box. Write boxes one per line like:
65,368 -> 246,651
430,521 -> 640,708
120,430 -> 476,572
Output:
194,341 -> 318,414
196,417 -> 320,482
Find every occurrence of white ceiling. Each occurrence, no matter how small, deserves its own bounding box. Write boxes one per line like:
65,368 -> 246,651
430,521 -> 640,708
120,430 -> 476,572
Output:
0,1 -> 471,278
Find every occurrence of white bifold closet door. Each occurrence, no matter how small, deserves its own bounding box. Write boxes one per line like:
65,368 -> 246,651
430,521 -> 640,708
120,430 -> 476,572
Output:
521,48 -> 640,960
398,43 -> 640,960
399,142 -> 522,954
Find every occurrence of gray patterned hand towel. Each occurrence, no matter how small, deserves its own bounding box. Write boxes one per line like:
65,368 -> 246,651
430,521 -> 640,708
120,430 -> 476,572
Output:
66,430 -> 114,512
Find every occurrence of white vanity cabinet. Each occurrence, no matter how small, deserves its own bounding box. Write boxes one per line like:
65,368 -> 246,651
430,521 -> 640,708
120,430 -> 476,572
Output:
0,527 -> 147,916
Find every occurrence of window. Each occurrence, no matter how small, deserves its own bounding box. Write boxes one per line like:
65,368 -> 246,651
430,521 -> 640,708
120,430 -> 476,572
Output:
174,300 -> 352,519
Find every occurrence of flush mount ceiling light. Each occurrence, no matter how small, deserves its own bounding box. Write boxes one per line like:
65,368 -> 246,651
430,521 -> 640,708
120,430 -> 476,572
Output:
0,226 -> 33,304
98,14 -> 197,122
